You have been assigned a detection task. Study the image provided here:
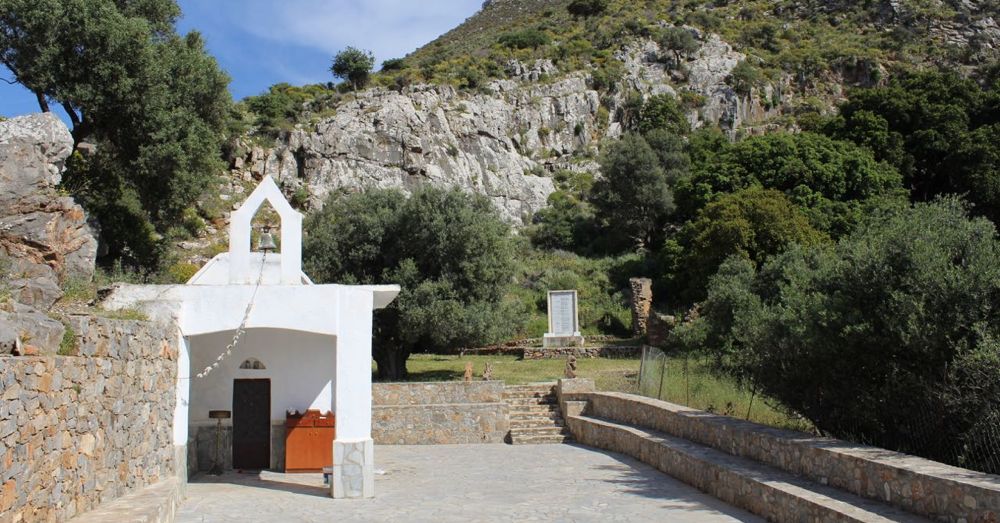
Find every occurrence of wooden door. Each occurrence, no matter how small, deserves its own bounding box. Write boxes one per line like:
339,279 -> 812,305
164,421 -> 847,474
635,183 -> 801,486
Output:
232,379 -> 270,470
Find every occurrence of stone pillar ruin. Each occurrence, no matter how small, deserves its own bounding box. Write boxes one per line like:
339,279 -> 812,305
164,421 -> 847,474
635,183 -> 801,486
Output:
629,277 -> 653,337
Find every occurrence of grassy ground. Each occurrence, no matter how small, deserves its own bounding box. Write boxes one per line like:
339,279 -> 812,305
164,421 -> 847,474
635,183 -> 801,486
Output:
383,353 -> 640,392
383,353 -> 813,433
641,355 -> 814,433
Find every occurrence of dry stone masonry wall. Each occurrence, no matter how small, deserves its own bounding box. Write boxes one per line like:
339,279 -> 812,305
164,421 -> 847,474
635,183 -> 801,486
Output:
371,382 -> 509,444
0,317 -> 176,522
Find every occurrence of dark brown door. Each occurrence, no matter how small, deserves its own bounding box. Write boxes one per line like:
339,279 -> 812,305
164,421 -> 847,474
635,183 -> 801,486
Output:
232,379 -> 270,470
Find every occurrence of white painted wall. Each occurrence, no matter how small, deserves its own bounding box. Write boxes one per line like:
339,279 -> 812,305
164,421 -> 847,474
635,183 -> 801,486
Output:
334,287 -> 374,441
187,328 -> 337,423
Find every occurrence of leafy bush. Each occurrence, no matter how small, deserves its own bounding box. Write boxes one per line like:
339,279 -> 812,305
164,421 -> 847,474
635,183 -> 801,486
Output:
498,29 -> 551,50
380,57 -> 406,71
165,262 -> 200,283
636,94 -> 690,135
566,0 -> 609,17
728,60 -> 764,96
681,198 -> 1000,471
676,131 -> 904,237
665,187 -> 829,303
303,187 -> 521,380
827,69 -> 1000,224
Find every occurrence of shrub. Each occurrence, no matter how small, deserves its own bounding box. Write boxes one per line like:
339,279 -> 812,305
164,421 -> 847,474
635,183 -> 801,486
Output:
567,0 -> 609,17
676,131 -> 904,236
165,262 -> 200,283
728,60 -> 764,96
498,29 -> 550,50
666,187 -> 829,303
636,94 -> 690,135
683,198 -> 1000,472
380,57 -> 406,71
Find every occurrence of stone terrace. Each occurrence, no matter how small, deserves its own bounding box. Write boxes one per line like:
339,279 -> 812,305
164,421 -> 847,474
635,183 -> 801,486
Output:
176,444 -> 762,522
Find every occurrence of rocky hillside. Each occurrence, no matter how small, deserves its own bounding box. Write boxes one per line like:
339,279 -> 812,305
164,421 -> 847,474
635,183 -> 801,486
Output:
1,113 -> 99,355
222,0 -> 999,229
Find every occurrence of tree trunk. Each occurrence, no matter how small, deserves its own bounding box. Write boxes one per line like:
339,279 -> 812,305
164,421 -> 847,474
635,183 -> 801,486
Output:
373,346 -> 410,381
34,91 -> 49,113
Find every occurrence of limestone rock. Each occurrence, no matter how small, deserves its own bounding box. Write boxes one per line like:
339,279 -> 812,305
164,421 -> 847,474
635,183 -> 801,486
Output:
0,113 -> 97,307
0,303 -> 65,355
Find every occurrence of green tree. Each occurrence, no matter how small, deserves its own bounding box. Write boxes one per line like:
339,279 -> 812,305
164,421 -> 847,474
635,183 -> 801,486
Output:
682,198 -> 1000,471
330,46 -> 375,90
637,94 -> 690,135
728,60 -> 764,96
643,128 -> 691,181
1,0 -> 231,268
658,27 -> 699,67
828,70 -> 1000,223
303,187 -> 519,380
667,187 -> 828,303
591,134 -> 674,251
676,131 -> 903,236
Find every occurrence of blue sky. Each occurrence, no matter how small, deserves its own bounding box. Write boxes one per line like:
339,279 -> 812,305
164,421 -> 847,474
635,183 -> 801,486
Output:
0,0 -> 482,119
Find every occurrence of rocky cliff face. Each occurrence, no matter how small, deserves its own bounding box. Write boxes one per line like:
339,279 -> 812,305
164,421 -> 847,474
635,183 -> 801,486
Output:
231,29 -> 765,224
0,113 -> 97,309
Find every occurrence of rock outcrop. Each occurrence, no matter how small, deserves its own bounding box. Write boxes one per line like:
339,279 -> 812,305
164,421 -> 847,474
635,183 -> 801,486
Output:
227,29 -> 774,224
0,113 -> 97,308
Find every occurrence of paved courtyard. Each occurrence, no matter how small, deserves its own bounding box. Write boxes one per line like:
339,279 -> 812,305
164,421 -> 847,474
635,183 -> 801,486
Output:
177,443 -> 762,522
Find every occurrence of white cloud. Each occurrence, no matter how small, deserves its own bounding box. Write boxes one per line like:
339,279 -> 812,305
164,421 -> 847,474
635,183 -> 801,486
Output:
231,0 -> 483,63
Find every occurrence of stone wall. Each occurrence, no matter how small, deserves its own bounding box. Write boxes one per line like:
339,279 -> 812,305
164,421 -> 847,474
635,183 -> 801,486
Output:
562,390 -> 1000,523
0,316 -> 176,522
371,382 -> 509,444
522,345 -> 641,360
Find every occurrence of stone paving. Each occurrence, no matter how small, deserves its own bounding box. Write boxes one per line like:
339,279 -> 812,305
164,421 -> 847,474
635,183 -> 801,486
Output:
177,443 -> 762,522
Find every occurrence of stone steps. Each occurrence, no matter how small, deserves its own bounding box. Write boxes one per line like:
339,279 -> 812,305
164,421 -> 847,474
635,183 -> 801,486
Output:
567,415 -> 931,523
510,417 -> 566,429
510,408 -> 561,421
504,383 -> 571,445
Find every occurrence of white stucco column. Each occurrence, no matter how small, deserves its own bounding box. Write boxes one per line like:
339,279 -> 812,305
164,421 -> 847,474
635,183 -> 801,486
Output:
332,287 -> 375,498
173,331 -> 190,482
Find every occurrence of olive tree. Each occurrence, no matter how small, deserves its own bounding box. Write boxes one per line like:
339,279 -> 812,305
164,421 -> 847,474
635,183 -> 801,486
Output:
680,198 -> 1000,471
330,46 -> 375,90
303,187 -> 520,380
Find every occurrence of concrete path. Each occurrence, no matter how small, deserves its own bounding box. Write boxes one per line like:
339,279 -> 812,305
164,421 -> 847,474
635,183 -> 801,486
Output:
177,444 -> 762,522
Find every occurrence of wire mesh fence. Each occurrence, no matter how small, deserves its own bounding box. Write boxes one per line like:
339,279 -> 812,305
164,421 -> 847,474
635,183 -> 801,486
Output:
637,345 -> 1000,475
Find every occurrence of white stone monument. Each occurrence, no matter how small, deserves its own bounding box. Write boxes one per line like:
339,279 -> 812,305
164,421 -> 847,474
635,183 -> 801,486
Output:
543,290 -> 584,348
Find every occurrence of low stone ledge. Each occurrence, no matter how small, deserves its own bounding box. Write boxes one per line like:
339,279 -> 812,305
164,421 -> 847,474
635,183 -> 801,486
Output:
522,345 -> 641,360
568,415 -> 927,523
571,391 -> 1000,523
70,477 -> 180,523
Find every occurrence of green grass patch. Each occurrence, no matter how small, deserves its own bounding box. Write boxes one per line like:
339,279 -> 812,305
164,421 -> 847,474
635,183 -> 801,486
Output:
390,352 -> 812,433
641,354 -> 813,432
382,353 -> 639,391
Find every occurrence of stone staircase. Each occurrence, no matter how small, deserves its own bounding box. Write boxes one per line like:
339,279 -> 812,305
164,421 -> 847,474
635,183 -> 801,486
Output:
504,383 -> 573,444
